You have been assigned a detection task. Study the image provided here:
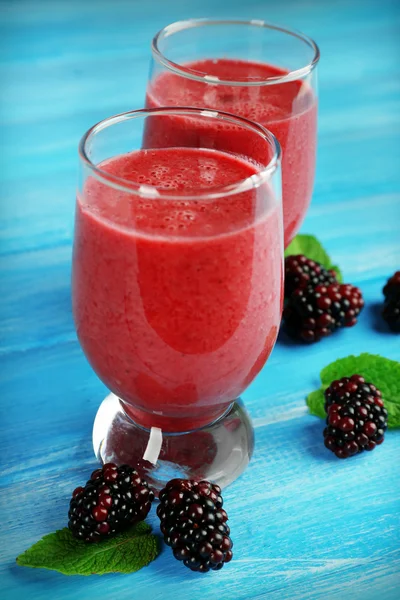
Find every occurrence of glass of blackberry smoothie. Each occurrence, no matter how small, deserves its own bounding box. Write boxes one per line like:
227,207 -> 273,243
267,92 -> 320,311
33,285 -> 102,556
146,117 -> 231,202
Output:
73,107 -> 283,490
146,19 -> 319,247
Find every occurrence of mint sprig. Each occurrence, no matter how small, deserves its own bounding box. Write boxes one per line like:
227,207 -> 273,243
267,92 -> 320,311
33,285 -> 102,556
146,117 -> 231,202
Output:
285,234 -> 343,282
17,521 -> 159,576
306,353 -> 400,428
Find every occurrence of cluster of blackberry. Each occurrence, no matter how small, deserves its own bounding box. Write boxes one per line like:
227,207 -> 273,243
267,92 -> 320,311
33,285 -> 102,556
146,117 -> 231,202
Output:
68,468 -> 232,573
64,264 -> 397,570
283,255 -> 364,343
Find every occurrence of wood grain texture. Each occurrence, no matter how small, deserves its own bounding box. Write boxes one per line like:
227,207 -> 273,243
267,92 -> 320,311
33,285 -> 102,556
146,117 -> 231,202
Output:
0,0 -> 399,598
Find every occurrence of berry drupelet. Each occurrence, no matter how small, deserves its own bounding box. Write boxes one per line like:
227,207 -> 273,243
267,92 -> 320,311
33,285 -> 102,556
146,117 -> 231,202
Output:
157,479 -> 233,573
382,270 -> 400,332
284,254 -> 337,298
68,463 -> 154,543
323,375 -> 388,459
283,283 -> 364,343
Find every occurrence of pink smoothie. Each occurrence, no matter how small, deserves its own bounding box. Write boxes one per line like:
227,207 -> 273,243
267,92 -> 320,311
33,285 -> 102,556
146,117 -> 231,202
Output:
146,59 -> 317,246
73,147 -> 283,432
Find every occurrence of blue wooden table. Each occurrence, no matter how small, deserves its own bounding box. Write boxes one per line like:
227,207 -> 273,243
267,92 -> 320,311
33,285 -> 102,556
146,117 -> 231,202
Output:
1,0 -> 399,598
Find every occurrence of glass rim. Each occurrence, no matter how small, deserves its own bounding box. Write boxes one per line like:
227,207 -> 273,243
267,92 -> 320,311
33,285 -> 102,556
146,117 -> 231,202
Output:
78,107 -> 281,200
152,18 -> 320,86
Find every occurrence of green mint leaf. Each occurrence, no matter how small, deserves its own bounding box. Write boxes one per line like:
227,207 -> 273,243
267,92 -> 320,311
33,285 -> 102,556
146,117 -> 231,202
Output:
285,234 -> 343,282
306,389 -> 326,419
306,353 -> 400,428
16,521 -> 159,576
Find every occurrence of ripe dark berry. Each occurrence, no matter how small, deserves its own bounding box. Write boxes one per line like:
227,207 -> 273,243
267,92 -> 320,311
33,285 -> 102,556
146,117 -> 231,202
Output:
382,271 -> 400,332
97,522 -> 110,534
199,542 -> 213,557
72,486 -> 84,498
157,479 -> 233,573
364,421 -> 377,436
68,463 -> 154,543
92,506 -> 108,522
323,377 -> 388,459
284,255 -> 337,298
224,550 -> 233,563
210,549 -> 224,564
339,417 -> 355,432
188,503 -> 204,520
283,283 -> 364,343
91,468 -> 102,480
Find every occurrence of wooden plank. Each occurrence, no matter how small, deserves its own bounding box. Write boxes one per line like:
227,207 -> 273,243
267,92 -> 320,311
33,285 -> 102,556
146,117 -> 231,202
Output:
1,0 -> 399,599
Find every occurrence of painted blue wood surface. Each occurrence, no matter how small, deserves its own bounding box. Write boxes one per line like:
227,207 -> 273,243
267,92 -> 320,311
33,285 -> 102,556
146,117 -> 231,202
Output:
1,0 -> 399,598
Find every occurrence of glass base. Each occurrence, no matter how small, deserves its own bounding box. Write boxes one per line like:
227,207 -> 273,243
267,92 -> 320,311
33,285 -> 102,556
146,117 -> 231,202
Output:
93,394 -> 254,492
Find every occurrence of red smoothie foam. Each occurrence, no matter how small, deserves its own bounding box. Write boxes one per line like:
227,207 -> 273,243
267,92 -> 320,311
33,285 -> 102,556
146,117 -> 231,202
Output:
73,147 -> 283,432
146,58 -> 317,246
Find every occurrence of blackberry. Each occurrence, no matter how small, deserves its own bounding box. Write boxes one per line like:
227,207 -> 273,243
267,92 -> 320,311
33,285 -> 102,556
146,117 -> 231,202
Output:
382,271 -> 400,332
323,375 -> 387,459
323,397 -> 388,459
283,283 -> 364,343
157,479 -> 233,573
284,254 -> 337,298
324,374 -> 384,412
68,463 -> 154,543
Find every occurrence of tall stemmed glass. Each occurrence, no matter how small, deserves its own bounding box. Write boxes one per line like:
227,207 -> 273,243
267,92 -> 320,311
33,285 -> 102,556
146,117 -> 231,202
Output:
146,18 -> 319,247
73,107 -> 283,490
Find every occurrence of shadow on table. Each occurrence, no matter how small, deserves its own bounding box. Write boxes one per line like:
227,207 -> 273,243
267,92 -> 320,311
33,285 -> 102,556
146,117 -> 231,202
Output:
303,421 -> 337,463
368,301 -> 393,334
275,327 -> 299,348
